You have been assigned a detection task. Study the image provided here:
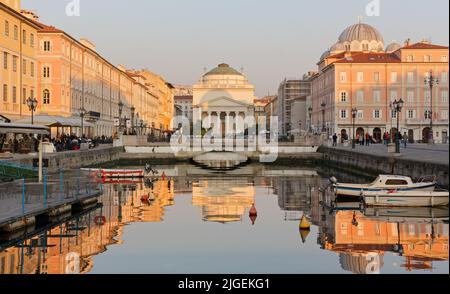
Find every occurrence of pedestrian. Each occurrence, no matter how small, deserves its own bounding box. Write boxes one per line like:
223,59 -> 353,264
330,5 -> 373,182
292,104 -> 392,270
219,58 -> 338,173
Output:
403,132 -> 408,148
365,132 -> 370,146
332,133 -> 338,147
359,134 -> 364,146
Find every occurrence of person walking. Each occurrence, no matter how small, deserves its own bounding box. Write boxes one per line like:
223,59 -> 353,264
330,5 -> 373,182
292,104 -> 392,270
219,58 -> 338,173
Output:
403,132 -> 408,148
332,133 -> 338,147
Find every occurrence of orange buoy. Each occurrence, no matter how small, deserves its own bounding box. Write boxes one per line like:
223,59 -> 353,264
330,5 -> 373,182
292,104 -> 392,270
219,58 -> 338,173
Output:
249,204 -> 257,217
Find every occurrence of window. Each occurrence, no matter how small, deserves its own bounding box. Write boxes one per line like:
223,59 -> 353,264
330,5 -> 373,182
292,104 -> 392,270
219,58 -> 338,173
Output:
12,56 -> 17,72
442,56 -> 448,62
442,72 -> 448,83
385,180 -> 408,185
424,55 -> 432,62
3,52 -> 7,70
22,30 -> 26,44
374,110 -> 381,119
12,86 -> 17,104
391,110 -> 397,119
340,110 -> 347,119
13,25 -> 18,40
43,66 -> 50,78
442,91 -> 448,103
22,59 -> 26,75
425,110 -> 432,119
30,33 -> 35,48
357,110 -> 364,119
390,90 -> 398,102
407,55 -> 414,62
340,91 -> 348,102
4,21 -> 9,36
43,41 -> 51,52
357,90 -> 364,103
373,90 -> 381,103
403,92 -> 414,106
340,72 -> 347,82
408,110 -> 415,119
407,72 -> 414,83
362,43 -> 369,51
30,62 -> 34,77
43,89 -> 51,104
374,72 -> 380,82
357,72 -> 364,82
2,84 -> 7,102
442,110 -> 449,119
391,72 -> 398,83
22,88 -> 26,104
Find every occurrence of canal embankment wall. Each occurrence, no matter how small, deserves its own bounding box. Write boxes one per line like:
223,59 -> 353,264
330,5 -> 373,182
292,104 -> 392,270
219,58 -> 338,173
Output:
319,146 -> 449,187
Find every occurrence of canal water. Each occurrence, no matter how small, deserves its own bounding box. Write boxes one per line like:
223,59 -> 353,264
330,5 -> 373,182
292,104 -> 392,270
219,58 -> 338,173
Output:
0,164 -> 448,274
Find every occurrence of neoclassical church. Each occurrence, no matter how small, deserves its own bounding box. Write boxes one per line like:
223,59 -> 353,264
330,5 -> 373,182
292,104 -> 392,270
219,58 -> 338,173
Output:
193,63 -> 256,133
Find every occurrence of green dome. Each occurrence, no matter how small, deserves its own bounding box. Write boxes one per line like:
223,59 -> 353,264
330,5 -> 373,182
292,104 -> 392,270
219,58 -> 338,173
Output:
204,63 -> 242,76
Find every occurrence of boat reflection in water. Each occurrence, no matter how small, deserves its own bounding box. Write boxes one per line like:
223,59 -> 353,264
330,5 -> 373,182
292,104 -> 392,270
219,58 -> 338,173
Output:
0,170 -> 448,274
314,203 -> 449,273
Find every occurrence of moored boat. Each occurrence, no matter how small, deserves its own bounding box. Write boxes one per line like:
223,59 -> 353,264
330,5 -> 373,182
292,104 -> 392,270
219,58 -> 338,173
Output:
330,175 -> 436,198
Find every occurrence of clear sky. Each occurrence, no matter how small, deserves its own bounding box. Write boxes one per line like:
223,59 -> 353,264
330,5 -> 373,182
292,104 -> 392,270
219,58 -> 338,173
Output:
23,0 -> 449,97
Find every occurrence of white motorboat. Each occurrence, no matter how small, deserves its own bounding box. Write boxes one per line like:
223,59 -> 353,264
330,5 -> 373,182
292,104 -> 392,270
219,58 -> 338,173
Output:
330,175 -> 437,198
363,189 -> 449,207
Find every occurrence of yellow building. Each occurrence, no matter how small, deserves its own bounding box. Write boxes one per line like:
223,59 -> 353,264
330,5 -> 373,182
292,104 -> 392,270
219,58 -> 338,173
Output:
128,69 -> 174,134
0,0 -> 40,121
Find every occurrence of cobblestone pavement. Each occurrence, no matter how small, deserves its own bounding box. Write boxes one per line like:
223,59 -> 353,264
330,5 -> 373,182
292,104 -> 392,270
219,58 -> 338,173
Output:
329,143 -> 449,165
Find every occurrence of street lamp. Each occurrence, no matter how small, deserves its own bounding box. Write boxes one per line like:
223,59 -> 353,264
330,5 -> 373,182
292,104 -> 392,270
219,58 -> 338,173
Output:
351,107 -> 358,149
308,106 -> 313,133
79,107 -> 87,138
321,102 -> 326,133
26,96 -> 38,125
424,70 -> 439,144
392,98 -> 404,153
118,100 -> 124,133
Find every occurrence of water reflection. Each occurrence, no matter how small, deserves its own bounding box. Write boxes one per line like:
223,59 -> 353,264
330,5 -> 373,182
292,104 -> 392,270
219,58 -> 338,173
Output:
0,170 -> 448,274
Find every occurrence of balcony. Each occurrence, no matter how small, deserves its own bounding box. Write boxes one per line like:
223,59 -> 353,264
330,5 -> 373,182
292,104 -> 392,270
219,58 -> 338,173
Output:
406,119 -> 449,125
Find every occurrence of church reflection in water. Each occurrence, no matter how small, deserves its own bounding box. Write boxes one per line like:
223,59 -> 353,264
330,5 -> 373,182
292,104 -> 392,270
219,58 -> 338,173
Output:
0,175 -> 448,274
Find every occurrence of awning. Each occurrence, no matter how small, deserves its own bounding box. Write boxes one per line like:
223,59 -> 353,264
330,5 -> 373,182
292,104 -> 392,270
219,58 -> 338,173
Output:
14,115 -> 95,128
0,123 -> 50,135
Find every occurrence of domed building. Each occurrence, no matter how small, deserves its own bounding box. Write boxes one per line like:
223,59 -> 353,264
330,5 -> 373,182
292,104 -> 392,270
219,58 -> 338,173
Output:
311,22 -> 449,144
193,63 -> 256,134
322,23 -> 385,59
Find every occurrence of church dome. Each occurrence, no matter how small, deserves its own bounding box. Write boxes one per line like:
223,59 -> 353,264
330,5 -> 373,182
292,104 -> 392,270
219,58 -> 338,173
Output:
320,50 -> 330,61
386,42 -> 401,52
338,23 -> 384,43
330,42 -> 346,53
204,63 -> 242,76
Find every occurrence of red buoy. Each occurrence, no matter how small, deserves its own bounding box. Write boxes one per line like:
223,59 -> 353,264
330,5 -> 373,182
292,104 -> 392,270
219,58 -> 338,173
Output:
249,204 -> 257,217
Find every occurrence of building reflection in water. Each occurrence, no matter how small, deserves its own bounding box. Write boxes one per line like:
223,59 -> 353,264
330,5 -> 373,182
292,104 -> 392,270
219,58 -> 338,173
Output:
0,178 -> 175,274
191,179 -> 255,223
313,201 -> 449,273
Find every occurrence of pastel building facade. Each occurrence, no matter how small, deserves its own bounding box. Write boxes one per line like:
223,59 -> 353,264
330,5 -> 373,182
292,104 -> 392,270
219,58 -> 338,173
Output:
311,23 -> 449,143
0,0 -> 39,121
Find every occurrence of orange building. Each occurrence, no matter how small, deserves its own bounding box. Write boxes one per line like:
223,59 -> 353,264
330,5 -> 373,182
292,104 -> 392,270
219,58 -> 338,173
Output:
311,22 -> 449,143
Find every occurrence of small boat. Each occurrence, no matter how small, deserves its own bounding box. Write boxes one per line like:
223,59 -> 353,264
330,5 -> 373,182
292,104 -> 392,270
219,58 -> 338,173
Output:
363,190 -> 449,207
330,175 -> 436,198
82,168 -> 145,178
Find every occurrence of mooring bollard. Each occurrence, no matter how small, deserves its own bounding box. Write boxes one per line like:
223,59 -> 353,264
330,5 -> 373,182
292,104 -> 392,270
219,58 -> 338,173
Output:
22,178 -> 26,215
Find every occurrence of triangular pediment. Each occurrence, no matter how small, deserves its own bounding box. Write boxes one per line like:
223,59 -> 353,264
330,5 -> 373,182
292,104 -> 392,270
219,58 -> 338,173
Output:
197,96 -> 251,108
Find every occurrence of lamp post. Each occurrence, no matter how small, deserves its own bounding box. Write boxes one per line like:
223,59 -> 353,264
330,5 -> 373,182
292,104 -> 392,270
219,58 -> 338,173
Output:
79,107 -> 87,138
351,107 -> 357,149
321,102 -> 326,133
424,70 -> 439,144
308,106 -> 313,133
131,106 -> 136,135
26,96 -> 38,125
392,98 -> 404,153
118,100 -> 124,133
